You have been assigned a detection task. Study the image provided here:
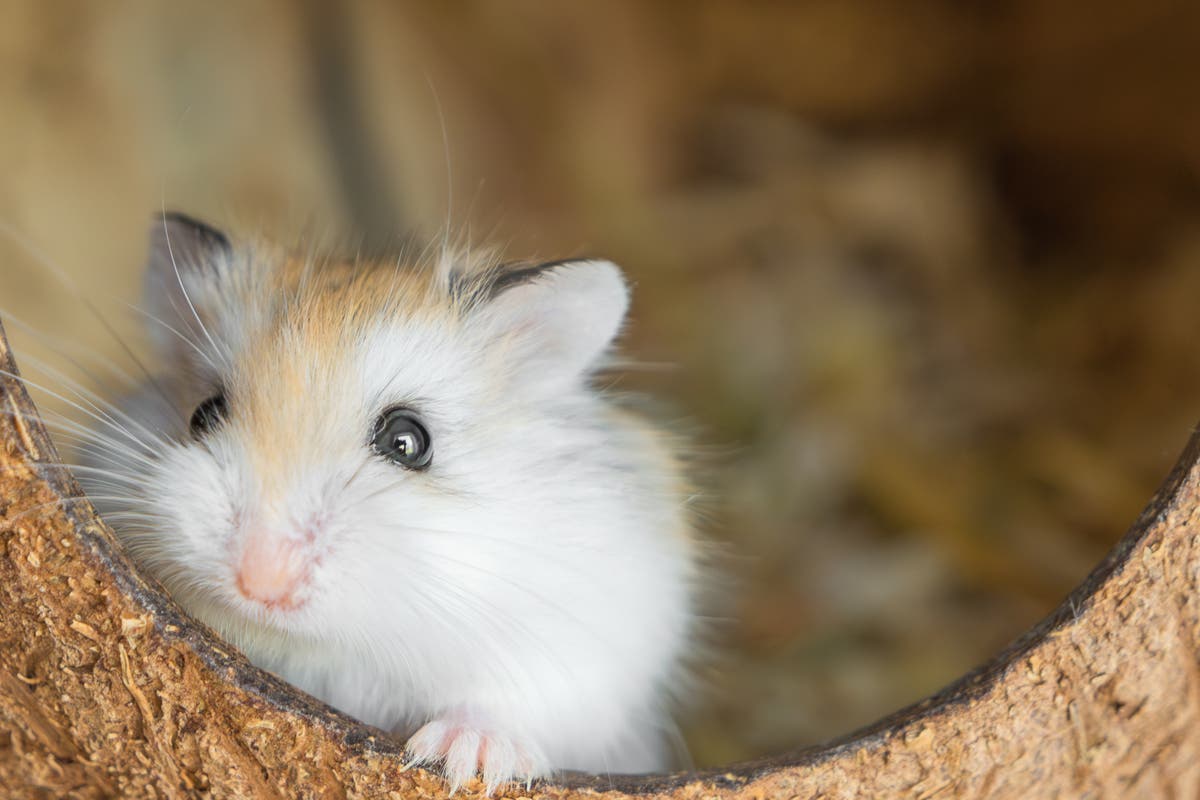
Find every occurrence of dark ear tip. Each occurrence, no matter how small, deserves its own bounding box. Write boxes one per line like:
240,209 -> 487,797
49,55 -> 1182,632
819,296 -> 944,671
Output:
156,211 -> 232,254
487,257 -> 604,298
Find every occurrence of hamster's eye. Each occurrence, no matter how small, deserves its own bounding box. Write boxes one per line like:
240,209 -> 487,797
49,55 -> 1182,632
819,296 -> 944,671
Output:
371,408 -> 433,470
189,392 -> 227,439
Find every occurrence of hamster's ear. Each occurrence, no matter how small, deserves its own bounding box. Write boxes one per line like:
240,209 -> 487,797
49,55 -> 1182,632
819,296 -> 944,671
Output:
476,259 -> 630,382
142,212 -> 233,356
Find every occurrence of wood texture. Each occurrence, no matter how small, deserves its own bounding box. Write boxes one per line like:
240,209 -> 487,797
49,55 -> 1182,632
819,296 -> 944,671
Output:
0,315 -> 1198,799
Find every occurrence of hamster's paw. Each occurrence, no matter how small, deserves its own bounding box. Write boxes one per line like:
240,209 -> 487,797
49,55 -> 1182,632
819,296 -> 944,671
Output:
404,715 -> 549,795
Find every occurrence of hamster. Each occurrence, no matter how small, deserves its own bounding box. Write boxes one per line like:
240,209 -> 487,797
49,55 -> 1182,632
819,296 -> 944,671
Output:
76,212 -> 701,793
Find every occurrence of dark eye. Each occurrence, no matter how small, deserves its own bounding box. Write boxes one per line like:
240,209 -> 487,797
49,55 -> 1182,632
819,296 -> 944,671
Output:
189,392 -> 227,438
371,408 -> 433,470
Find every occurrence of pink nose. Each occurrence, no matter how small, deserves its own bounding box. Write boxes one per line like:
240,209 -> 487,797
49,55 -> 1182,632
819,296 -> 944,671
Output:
235,533 -> 311,610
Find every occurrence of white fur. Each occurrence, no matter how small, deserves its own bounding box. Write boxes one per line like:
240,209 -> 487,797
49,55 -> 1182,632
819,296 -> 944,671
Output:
81,223 -> 698,793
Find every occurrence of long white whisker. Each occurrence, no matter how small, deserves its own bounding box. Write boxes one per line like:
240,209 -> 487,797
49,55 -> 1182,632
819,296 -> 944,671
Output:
0,493 -> 141,526
119,299 -> 220,373
0,461 -> 146,490
0,370 -> 160,457
159,207 -> 227,369
15,352 -> 170,450
1,411 -> 163,471
2,417 -> 160,476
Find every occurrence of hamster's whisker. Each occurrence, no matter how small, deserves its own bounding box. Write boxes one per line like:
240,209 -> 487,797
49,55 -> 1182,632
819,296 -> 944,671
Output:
598,358 -> 679,373
81,478 -> 147,495
59,442 -> 158,477
0,370 -> 160,457
426,69 -> 455,268
0,493 -> 141,527
95,516 -> 165,531
113,523 -> 177,540
36,405 -> 164,452
0,409 -> 161,470
0,218 -> 78,289
87,310 -> 180,426
158,209 -> 230,371
0,461 -> 136,480
79,482 -> 145,500
101,514 -> 169,529
118,300 -> 220,374
32,424 -> 162,472
339,456 -> 374,492
351,476 -> 407,504
15,352 -> 171,450
50,462 -> 145,480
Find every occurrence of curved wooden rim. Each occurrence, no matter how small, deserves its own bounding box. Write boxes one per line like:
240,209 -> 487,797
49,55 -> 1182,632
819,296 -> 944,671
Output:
2,314 -> 1197,797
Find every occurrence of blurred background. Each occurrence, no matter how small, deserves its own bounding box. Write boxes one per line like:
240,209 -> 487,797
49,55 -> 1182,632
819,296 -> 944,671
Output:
4,0 -> 1200,770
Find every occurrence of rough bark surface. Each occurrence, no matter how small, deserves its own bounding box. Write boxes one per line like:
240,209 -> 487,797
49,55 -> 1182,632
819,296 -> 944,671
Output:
0,317 -> 1197,800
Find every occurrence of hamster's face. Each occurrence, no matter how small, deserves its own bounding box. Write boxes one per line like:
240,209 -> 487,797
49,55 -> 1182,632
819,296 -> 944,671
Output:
98,215 -> 633,652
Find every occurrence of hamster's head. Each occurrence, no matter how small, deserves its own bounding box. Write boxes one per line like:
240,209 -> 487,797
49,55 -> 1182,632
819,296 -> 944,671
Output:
93,214 -> 666,662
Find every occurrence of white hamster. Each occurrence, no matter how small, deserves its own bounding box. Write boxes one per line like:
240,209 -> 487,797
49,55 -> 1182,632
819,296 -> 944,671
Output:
78,213 -> 701,793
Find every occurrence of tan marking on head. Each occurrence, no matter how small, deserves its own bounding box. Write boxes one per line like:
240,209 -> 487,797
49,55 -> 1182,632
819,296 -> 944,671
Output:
221,249 -> 484,497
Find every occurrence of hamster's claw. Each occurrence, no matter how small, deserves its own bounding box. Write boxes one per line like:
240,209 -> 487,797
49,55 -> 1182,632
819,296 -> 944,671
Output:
404,716 -> 548,795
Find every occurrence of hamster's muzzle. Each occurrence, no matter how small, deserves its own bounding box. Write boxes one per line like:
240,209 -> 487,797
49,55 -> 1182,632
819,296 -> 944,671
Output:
235,529 -> 314,611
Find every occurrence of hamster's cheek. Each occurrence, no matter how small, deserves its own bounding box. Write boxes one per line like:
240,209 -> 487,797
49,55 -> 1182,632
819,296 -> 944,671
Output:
320,481 -> 451,611
142,443 -> 244,588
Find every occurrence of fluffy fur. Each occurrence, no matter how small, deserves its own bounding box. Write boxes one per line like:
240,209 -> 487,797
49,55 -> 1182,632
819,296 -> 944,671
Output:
82,214 -> 700,793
